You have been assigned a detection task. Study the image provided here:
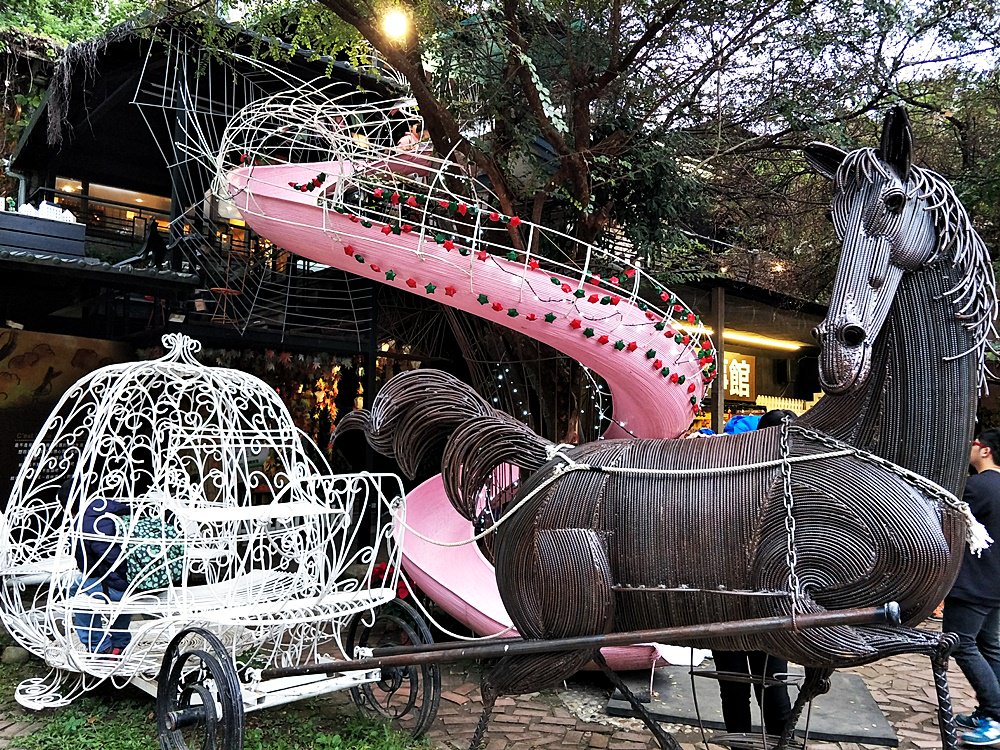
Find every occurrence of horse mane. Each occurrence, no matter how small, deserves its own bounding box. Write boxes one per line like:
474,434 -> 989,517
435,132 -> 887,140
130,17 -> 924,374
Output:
835,148 -> 998,388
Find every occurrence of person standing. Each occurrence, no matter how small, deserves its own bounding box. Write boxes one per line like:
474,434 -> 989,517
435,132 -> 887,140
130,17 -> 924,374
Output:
712,409 -> 796,738
946,429 -> 1000,745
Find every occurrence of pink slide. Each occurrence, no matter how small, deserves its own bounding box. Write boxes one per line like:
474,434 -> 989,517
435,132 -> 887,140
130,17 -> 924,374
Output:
224,135 -> 716,670
401,475 -> 679,670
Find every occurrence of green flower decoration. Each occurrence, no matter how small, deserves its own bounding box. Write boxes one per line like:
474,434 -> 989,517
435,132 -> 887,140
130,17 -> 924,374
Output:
544,313 -> 557,323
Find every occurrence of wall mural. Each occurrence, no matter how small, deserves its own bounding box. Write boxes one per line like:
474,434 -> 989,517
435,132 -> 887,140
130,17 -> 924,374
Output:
0,329 -> 131,505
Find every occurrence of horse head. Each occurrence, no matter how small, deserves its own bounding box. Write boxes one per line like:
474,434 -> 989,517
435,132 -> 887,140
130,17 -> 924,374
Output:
805,107 -> 939,394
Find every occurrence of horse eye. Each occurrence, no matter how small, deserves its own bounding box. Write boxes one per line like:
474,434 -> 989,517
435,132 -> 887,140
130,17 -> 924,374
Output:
883,190 -> 906,213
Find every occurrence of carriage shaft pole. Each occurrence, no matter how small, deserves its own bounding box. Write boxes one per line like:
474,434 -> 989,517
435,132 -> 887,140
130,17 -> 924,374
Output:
261,602 -> 899,680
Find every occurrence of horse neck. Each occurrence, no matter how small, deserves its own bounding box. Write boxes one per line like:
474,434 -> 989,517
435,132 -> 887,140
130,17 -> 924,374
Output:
800,264 -> 978,497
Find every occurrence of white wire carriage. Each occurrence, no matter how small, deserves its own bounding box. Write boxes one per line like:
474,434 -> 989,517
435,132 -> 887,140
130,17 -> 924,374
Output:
0,333 -> 419,720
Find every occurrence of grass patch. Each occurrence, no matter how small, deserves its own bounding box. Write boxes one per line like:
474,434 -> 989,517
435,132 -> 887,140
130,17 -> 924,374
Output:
0,662 -> 429,750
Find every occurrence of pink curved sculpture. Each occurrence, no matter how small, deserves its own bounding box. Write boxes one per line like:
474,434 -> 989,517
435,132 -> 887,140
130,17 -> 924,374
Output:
217,92 -> 715,669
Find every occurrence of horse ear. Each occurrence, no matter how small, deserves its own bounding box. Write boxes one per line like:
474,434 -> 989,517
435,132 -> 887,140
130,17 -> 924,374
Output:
879,106 -> 912,181
803,142 -> 846,180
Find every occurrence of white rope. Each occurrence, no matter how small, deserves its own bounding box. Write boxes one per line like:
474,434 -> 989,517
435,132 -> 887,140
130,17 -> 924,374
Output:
392,446 -> 856,548
390,463 -> 573,547
557,449 -> 856,477
396,568 -> 516,642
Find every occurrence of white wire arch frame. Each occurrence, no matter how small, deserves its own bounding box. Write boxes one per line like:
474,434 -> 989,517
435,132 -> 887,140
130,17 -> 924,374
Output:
212,82 -> 714,337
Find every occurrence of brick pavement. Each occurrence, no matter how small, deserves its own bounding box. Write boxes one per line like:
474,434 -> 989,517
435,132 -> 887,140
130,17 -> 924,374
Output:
0,622 -> 979,749
421,621 -> 975,750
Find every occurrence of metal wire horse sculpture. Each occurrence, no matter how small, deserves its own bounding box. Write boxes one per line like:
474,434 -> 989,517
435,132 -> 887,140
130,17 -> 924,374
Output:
340,108 -> 996,750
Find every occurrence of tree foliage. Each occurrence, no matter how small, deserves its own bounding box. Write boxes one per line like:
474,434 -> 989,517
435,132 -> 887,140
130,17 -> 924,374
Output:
230,0 -> 999,293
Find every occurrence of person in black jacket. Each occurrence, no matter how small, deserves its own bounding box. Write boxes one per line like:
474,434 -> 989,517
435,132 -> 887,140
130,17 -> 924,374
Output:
946,428 -> 1000,746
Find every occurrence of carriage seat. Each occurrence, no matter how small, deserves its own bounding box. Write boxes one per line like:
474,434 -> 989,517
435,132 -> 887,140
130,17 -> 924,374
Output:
62,572 -> 396,623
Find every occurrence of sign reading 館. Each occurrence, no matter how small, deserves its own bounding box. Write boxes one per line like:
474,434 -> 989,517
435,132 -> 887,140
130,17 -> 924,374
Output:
723,351 -> 756,402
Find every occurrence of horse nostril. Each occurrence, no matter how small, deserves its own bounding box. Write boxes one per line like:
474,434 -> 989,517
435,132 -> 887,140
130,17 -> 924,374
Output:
811,327 -> 821,341
841,324 -> 866,347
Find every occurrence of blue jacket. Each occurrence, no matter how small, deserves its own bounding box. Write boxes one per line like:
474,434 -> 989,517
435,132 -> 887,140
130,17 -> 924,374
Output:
74,498 -> 130,591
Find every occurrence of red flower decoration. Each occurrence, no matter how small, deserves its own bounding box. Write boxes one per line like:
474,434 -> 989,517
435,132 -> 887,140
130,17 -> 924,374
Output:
645,311 -> 656,320
682,335 -> 691,344
588,294 -> 600,303
627,342 -> 638,352
610,295 -> 621,305
673,304 -> 683,312
686,313 -> 696,324
401,224 -> 413,233
688,383 -> 697,393
660,291 -> 670,302
610,276 -> 620,286
489,211 -> 500,222
349,215 -> 360,223
670,373 -> 680,383
439,200 -> 450,209
491,302 -> 504,311
406,195 -> 418,207
561,283 -> 572,293
570,319 -> 582,329
653,359 -> 663,369
445,286 -> 457,297
370,263 -> 381,272
509,216 -> 521,227
443,239 -> 455,251
343,245 -> 354,256
406,278 -> 417,288
381,225 -> 392,235
312,177 -> 322,187
528,259 -> 540,270
525,313 -> 537,321
598,334 -> 609,344
373,188 -> 384,199
457,202 -> 468,216
624,268 -> 636,278
390,192 -> 400,205
591,275 -> 602,284
476,251 -> 489,261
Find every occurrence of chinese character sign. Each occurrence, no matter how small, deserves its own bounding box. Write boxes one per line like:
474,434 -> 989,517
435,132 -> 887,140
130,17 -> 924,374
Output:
723,352 -> 756,401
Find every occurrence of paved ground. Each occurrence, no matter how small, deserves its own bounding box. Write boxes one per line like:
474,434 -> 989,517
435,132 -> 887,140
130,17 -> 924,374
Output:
419,628 -> 972,750
0,621 -> 975,750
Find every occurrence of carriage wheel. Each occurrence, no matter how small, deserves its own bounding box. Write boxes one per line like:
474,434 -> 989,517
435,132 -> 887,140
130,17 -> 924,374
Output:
156,627 -> 245,750
346,598 -> 442,738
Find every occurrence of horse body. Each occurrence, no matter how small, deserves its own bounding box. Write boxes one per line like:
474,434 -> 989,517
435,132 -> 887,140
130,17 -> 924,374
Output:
495,427 -> 964,669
